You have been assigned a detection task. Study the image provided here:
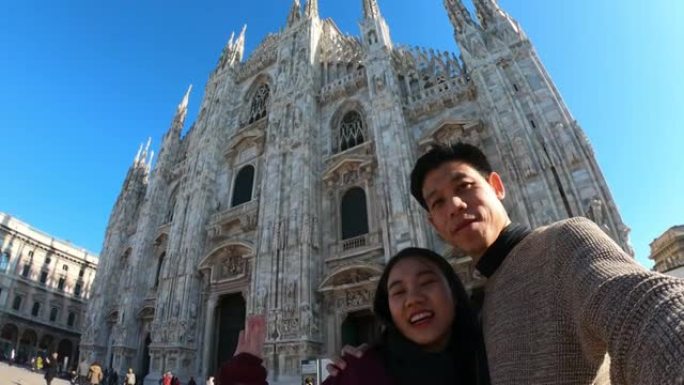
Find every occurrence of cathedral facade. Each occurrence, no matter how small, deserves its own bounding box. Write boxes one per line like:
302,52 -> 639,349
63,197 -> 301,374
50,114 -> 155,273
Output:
80,0 -> 633,383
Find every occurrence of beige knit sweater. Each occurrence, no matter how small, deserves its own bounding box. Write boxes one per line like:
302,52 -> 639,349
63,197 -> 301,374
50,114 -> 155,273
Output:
482,217 -> 684,385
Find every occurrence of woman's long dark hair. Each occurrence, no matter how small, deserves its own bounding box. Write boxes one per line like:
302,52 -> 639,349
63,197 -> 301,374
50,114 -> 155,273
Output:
373,247 -> 484,384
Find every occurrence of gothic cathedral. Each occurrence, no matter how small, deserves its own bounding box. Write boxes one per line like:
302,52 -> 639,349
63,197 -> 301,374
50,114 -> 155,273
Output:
80,0 -> 632,383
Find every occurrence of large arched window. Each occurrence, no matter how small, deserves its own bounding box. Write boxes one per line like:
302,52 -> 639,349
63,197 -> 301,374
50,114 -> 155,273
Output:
340,187 -> 369,240
231,165 -> 255,207
338,111 -> 366,153
248,84 -> 270,124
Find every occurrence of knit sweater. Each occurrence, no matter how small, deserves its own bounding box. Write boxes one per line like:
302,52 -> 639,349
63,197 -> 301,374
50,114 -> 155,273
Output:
482,217 -> 684,385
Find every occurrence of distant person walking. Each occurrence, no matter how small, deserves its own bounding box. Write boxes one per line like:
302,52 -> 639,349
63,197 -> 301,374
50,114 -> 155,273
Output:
44,352 -> 59,385
125,368 -> 136,385
78,359 -> 91,385
89,362 -> 104,385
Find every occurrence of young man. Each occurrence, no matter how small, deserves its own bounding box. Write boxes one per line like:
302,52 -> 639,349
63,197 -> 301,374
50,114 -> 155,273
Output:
335,143 -> 684,384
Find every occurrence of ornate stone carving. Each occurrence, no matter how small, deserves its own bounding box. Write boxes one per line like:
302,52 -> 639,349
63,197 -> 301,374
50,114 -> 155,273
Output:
345,288 -> 372,309
219,255 -> 245,280
513,137 -> 537,178
585,196 -> 607,229
236,34 -> 280,83
554,122 -> 581,165
419,121 -> 485,153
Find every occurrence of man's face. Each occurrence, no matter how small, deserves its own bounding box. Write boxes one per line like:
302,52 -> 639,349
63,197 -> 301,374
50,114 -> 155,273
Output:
422,161 -> 509,259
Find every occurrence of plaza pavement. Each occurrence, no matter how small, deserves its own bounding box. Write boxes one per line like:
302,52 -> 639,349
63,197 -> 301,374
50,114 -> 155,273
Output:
0,362 -> 70,385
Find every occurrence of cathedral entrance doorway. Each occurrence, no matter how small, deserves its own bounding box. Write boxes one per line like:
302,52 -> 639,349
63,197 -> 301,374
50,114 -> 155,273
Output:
213,293 -> 246,373
141,334 -> 151,378
341,310 -> 379,347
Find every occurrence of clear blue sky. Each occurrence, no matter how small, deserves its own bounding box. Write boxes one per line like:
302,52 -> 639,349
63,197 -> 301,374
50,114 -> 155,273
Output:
1,0 -> 682,267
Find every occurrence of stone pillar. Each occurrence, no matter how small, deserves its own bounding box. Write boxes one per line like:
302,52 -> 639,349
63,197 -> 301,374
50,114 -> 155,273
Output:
201,295 -> 218,379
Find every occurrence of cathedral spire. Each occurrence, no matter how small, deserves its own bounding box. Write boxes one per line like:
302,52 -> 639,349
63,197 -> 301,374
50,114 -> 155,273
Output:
472,0 -> 524,41
132,138 -> 153,170
362,0 -> 382,19
287,0 -> 301,26
134,143 -> 143,164
473,0 -> 503,28
172,85 -> 191,129
225,31 -> 235,52
304,0 -> 318,18
443,0 -> 477,34
163,85 -> 191,147
234,25 -> 247,62
178,84 -> 192,114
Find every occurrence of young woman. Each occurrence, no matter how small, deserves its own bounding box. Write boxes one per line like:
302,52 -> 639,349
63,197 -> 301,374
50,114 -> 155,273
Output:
217,247 -> 489,385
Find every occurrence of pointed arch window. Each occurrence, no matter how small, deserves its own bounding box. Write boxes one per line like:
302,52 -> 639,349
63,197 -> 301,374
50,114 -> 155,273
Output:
341,187 -> 370,240
248,84 -> 270,124
154,252 -> 165,289
231,165 -> 255,207
338,111 -> 366,153
166,192 -> 178,223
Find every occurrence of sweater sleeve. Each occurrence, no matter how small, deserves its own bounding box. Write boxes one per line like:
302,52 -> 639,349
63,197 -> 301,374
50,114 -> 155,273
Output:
320,351 -> 393,385
217,353 -> 268,385
557,217 -> 684,385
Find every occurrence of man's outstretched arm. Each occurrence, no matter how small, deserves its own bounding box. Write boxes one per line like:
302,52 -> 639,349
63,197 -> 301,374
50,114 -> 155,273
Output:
559,218 -> 684,385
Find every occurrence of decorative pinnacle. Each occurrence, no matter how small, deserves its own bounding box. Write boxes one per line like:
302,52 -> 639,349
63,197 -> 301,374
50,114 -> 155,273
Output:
363,0 -> 381,19
179,84 -> 192,112
234,24 -> 247,60
305,0 -> 318,18
288,0 -> 301,25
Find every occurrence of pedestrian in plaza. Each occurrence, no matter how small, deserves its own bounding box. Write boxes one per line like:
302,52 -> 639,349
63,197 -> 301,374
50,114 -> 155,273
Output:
125,368 -> 136,385
204,376 -> 214,385
9,348 -> 15,366
162,371 -> 172,385
187,376 -> 197,385
78,359 -> 91,385
37,355 -> 44,371
89,361 -> 104,385
110,368 -> 119,385
171,373 -> 181,385
44,352 -> 59,385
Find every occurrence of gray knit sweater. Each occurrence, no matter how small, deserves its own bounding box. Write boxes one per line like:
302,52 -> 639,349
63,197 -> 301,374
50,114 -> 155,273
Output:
482,217 -> 684,385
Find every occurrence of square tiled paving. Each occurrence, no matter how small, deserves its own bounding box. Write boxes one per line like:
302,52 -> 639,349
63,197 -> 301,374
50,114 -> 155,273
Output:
0,362 -> 71,385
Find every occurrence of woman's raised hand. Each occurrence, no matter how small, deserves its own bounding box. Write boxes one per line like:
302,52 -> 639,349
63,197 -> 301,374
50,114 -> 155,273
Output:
234,315 -> 267,359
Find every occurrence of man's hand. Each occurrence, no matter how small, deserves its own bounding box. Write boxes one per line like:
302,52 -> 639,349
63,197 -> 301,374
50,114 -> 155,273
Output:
234,315 -> 267,359
325,344 -> 369,376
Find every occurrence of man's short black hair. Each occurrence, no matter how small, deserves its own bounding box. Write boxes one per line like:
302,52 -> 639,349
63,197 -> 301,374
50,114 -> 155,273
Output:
410,142 -> 493,210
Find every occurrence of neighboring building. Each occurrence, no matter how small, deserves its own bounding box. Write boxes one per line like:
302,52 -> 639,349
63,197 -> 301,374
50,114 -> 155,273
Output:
81,0 -> 633,384
0,212 -> 98,369
650,225 -> 684,278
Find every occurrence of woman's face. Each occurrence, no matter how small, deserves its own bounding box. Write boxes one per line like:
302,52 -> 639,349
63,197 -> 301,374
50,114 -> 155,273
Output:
387,256 -> 455,351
